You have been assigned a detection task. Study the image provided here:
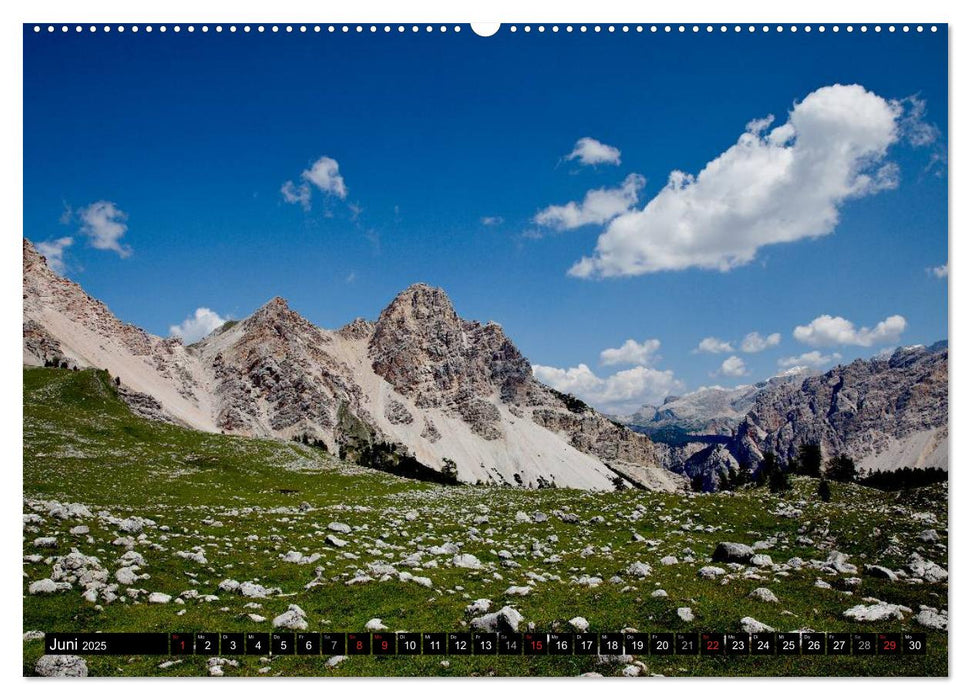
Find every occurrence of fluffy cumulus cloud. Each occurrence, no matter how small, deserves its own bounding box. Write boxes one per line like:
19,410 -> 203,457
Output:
694,337 -> 734,354
599,338 -> 661,366
534,173 -> 645,231
169,308 -> 229,344
282,155 -> 347,208
569,84 -> 916,278
716,355 -> 748,377
793,313 -> 907,348
740,331 -> 781,353
532,363 -> 684,415
78,201 -> 131,257
928,263 -> 948,279
777,350 -> 842,369
34,237 -> 74,273
565,137 -> 622,166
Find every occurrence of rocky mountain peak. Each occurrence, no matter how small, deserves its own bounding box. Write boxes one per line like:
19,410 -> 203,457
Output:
253,295 -> 291,316
368,284 -> 532,432
375,283 -> 460,329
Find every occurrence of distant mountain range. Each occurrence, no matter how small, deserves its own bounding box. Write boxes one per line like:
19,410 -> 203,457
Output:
622,367 -> 818,440
622,344 -> 948,490
22,239 -> 683,492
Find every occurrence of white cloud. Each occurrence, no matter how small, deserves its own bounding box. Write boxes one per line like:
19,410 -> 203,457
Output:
599,338 -> 661,366
793,313 -> 907,348
569,84 -> 907,278
282,155 -> 347,208
281,180 -> 311,210
694,337 -> 734,354
777,350 -> 842,369
302,156 -> 347,198
928,263 -> 948,279
78,201 -> 131,257
481,216 -> 504,226
898,95 -> 940,147
169,308 -> 229,344
534,173 -> 645,231
532,363 -> 683,415
740,331 -> 781,353
716,355 -> 748,377
565,137 -> 622,166
34,237 -> 73,274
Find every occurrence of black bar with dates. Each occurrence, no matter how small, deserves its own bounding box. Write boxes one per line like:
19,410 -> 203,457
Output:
40,631 -> 928,656
44,633 -> 169,655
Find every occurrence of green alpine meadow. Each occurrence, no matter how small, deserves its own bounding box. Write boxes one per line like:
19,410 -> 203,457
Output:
23,368 -> 947,677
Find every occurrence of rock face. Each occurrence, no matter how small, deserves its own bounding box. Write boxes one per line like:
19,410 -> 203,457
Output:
23,239 -> 680,492
733,344 -> 948,473
628,341 -> 947,490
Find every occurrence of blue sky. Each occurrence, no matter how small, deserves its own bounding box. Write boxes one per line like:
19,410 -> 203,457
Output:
23,25 -> 948,414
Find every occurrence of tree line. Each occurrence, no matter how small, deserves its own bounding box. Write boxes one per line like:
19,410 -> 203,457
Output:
712,442 -> 944,501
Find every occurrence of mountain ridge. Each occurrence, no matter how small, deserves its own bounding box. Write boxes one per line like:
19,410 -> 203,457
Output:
22,238 -> 682,492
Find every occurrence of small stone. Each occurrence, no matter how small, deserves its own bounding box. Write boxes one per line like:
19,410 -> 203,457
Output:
273,604 -> 309,630
470,605 -> 524,634
698,565 -> 727,580
914,608 -> 947,631
750,554 -> 773,567
740,616 -> 775,633
748,587 -> 779,603
569,616 -> 590,632
864,564 -> 898,581
452,553 -> 481,569
466,599 -> 492,616
35,655 -> 88,677
28,578 -> 70,595
712,542 -> 754,564
504,585 -> 532,596
677,607 -> 694,622
843,602 -> 912,622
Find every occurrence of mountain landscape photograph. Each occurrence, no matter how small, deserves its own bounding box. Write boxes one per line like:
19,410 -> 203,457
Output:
21,21 -> 948,679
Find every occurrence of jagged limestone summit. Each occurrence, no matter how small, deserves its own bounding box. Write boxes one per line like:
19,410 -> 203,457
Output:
22,239 -> 682,492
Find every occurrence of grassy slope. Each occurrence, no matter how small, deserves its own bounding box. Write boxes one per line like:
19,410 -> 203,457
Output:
23,368 -> 948,677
